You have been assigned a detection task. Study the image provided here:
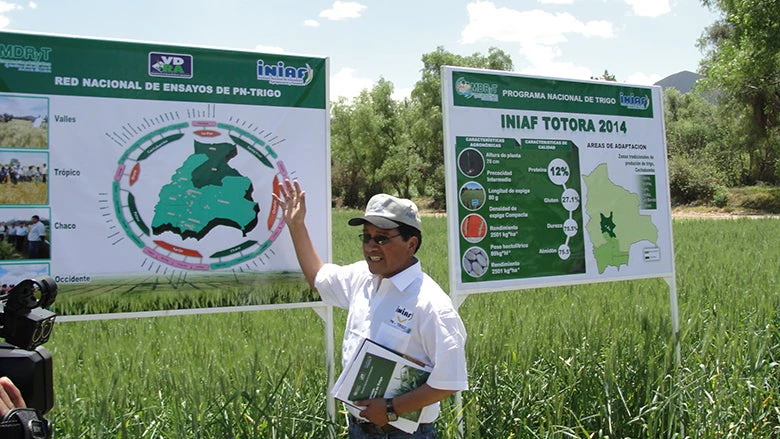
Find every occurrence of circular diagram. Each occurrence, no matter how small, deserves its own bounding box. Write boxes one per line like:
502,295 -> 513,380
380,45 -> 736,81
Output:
459,181 -> 486,211
547,158 -> 570,186
458,148 -> 485,178
111,108 -> 288,271
461,214 -> 487,243
561,187 -> 580,212
462,246 -> 489,278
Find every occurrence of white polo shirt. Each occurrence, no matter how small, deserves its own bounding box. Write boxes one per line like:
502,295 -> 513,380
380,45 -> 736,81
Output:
315,259 -> 468,423
28,221 -> 45,242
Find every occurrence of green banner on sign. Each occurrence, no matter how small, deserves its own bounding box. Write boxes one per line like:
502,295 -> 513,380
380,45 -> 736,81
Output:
0,32 -> 326,108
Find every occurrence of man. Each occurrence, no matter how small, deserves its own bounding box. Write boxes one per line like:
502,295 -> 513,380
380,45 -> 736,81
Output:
12,223 -> 27,253
275,179 -> 468,438
27,216 -> 46,259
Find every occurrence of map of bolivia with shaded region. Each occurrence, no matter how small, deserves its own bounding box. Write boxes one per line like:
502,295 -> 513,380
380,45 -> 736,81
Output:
583,163 -> 658,274
151,140 -> 259,240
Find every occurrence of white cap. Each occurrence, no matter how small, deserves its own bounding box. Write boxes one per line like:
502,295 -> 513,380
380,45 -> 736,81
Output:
348,194 -> 422,231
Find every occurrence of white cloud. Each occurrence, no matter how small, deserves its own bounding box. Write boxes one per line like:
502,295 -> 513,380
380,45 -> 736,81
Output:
461,1 -> 613,81
304,19 -> 320,27
624,0 -> 670,17
254,45 -> 285,54
319,1 -> 367,21
27,1 -> 36,8
0,1 -> 24,28
625,72 -> 662,85
518,42 -> 594,80
331,67 -> 373,100
538,0 -> 574,4
520,62 -> 593,81
462,2 -> 614,45
0,1 -> 22,13
519,43 -> 561,66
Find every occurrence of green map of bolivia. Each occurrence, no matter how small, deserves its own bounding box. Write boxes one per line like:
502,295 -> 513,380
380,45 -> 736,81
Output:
583,163 -> 657,274
152,141 -> 259,240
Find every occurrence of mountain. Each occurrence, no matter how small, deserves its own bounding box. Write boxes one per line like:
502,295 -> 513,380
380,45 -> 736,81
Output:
654,70 -> 703,94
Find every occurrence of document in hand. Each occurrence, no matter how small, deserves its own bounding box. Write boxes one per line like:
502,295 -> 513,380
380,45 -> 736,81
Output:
332,338 -> 433,434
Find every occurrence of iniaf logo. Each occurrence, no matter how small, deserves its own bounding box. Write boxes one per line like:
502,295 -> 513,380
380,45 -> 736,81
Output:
395,306 -> 414,324
149,52 -> 193,78
257,59 -> 313,86
619,92 -> 650,110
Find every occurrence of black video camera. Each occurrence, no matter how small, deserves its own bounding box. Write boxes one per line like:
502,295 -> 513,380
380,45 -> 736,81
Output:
0,277 -> 57,438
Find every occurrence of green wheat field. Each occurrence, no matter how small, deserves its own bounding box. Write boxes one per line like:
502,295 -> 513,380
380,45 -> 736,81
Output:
45,212 -> 778,438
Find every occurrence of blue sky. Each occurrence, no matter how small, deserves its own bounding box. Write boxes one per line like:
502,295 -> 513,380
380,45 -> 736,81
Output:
1,0 -> 721,100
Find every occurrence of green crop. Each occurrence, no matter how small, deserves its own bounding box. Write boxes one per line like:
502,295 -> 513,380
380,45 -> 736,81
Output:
46,215 -> 779,438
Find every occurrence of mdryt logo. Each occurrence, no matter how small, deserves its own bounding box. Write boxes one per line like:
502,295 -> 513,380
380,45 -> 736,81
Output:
149,52 -> 193,78
455,77 -> 473,98
455,77 -> 498,102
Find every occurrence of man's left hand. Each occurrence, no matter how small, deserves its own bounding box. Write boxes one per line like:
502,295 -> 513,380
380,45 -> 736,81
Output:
354,397 -> 389,425
0,377 -> 26,417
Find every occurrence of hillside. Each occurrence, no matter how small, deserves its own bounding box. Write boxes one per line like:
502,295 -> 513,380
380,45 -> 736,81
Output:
654,70 -> 702,93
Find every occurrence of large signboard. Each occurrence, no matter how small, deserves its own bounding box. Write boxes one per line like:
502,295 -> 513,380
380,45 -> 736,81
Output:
442,67 -> 674,295
0,31 -> 330,314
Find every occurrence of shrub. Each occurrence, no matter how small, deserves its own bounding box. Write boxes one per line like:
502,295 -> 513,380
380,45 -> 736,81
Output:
0,241 -> 22,260
668,155 -> 724,205
712,185 -> 729,207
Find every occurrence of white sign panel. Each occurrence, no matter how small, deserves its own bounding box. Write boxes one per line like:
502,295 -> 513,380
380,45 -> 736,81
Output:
442,67 -> 674,295
0,31 -> 329,314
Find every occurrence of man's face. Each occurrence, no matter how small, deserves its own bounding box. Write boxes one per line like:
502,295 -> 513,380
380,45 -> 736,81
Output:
361,223 -> 417,278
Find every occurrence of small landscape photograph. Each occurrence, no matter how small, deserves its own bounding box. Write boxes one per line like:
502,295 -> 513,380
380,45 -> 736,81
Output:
0,150 -> 49,205
0,95 -> 49,149
0,262 -> 50,293
0,207 -> 51,260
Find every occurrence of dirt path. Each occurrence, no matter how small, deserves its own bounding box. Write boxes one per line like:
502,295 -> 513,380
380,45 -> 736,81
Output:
671,208 -> 779,220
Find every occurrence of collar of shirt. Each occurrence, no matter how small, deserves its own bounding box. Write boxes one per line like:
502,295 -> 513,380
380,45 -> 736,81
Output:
371,257 -> 421,295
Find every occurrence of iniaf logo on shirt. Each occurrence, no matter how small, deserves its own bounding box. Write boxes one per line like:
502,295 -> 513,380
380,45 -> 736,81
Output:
395,306 -> 414,324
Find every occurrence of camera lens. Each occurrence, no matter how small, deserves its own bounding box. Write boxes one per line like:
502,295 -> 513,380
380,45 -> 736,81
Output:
32,324 -> 44,344
40,317 -> 54,340
31,317 -> 54,345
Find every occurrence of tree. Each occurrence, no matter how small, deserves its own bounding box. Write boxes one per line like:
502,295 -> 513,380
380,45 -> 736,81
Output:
590,69 -> 617,82
330,96 -> 365,207
330,78 -> 423,207
664,87 -> 742,203
330,47 -> 514,208
376,99 -> 425,199
698,0 -> 780,184
409,47 -> 514,208
664,88 -> 723,156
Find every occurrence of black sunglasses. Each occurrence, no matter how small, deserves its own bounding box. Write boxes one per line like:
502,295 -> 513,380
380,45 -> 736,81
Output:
358,233 -> 402,246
